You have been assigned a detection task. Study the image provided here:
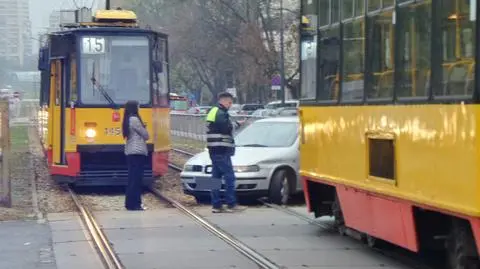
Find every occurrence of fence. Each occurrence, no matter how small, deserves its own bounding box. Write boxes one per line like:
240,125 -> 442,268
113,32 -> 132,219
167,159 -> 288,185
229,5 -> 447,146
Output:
170,113 -> 265,141
0,101 -> 10,207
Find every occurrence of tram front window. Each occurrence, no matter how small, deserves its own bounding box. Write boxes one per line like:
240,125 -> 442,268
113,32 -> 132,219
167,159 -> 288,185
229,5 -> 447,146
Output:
79,35 -> 150,105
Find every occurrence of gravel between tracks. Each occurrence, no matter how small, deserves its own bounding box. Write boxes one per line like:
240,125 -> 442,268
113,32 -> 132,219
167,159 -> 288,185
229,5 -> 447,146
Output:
6,129 -> 204,217
169,151 -> 191,168
29,125 -> 76,214
171,136 -> 204,153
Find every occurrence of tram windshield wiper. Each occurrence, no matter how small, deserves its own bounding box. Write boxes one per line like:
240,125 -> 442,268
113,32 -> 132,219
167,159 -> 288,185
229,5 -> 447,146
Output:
90,62 -> 116,108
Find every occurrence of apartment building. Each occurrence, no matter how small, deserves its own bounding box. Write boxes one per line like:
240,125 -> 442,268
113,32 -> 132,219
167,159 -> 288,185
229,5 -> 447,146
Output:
0,0 -> 32,67
48,10 -> 61,33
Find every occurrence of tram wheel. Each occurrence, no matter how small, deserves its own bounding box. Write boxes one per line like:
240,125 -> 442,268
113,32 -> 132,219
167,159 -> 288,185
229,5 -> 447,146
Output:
363,234 -> 388,249
446,219 -> 480,269
332,192 -> 346,236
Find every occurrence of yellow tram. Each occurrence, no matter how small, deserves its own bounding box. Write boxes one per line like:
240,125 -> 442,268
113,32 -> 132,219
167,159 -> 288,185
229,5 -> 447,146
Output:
299,0 -> 480,267
37,8 -> 170,186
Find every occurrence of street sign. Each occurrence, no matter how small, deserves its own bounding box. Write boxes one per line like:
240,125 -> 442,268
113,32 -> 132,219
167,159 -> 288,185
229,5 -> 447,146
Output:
271,75 -> 281,91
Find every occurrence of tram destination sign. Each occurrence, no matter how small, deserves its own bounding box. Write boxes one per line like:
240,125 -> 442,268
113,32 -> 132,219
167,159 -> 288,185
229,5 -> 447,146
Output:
82,36 -> 106,54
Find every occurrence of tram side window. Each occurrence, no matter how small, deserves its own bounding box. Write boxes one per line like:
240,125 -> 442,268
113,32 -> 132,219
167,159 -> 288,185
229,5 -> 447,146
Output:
342,0 -> 354,20
368,0 -> 381,12
355,0 -> 364,17
396,1 -> 431,98
69,55 -> 77,102
300,37 -> 317,100
299,0 -> 318,100
433,0 -> 476,97
382,0 -> 394,8
331,0 -> 340,24
54,61 -> 61,106
318,26 -> 341,101
319,0 -> 329,26
341,19 -> 365,101
153,37 -> 169,107
366,10 -> 395,100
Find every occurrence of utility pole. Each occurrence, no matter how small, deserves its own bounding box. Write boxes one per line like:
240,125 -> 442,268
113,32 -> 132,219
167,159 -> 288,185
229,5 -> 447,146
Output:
279,0 -> 286,104
106,0 -> 110,10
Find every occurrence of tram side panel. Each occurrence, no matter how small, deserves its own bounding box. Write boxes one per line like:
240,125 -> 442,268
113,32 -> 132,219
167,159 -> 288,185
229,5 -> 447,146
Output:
152,106 -> 170,177
299,105 -> 480,254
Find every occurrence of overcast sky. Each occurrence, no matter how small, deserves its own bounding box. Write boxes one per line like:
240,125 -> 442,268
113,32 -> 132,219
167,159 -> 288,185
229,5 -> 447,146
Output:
29,0 -> 99,51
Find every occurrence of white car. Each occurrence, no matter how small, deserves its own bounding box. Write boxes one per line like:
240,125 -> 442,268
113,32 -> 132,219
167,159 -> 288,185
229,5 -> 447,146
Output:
180,117 -> 301,205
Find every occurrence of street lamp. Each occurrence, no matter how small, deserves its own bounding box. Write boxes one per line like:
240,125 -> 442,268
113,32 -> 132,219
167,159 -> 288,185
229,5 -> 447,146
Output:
279,0 -> 285,104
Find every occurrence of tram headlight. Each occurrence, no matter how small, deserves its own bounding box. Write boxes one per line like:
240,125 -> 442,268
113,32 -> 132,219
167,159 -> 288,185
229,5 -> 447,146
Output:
85,128 -> 97,138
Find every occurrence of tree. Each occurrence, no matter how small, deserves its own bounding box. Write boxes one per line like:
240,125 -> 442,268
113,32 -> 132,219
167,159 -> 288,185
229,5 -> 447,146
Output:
126,0 -> 300,104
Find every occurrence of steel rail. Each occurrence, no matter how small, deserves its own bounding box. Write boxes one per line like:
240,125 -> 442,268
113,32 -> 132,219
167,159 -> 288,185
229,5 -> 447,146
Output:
68,188 -> 124,269
168,163 -> 183,171
155,165 -> 284,269
259,199 -> 435,269
171,148 -> 195,157
258,198 -> 333,230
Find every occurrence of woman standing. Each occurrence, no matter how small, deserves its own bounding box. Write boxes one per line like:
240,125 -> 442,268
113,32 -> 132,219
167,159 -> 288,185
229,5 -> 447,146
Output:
122,100 -> 149,211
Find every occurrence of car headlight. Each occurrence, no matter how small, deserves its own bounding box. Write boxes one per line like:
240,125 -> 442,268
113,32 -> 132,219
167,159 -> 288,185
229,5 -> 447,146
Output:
234,165 -> 260,173
183,164 -> 194,172
85,128 -> 97,138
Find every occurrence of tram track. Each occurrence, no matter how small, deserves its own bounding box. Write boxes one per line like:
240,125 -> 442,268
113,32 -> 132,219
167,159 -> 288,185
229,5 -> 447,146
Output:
163,162 -> 284,269
67,187 -> 124,269
170,147 -> 437,268
260,198 -> 438,269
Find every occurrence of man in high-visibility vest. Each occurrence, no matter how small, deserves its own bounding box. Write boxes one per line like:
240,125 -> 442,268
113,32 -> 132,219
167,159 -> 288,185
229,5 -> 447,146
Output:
205,92 -> 246,213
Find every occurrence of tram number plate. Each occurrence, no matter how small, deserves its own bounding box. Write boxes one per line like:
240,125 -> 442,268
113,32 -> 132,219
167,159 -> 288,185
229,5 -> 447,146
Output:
104,127 -> 121,136
82,37 -> 105,54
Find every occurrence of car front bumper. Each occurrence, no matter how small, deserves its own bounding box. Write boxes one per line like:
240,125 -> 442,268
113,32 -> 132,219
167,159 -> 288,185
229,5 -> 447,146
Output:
180,170 -> 271,196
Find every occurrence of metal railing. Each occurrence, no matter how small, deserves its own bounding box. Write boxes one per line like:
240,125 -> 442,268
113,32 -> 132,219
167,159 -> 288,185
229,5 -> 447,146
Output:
0,100 -> 11,207
170,112 -> 266,141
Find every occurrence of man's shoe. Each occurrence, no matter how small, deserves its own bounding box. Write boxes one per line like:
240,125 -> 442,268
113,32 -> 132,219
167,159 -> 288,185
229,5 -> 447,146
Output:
212,206 -> 225,213
225,205 -> 247,213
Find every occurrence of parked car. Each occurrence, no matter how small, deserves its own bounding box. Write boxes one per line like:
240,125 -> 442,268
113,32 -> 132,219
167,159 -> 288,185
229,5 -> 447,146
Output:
251,109 -> 275,118
228,104 -> 242,115
265,100 -> 299,110
271,107 -> 298,116
238,103 -> 264,115
180,116 -> 301,205
187,106 -> 211,114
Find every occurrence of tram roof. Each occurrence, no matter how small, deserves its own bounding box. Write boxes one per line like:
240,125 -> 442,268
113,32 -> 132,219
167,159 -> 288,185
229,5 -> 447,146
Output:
48,27 -> 167,38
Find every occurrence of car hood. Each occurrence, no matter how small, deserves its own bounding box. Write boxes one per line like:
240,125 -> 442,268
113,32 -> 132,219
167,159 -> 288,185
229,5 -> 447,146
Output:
186,147 -> 295,166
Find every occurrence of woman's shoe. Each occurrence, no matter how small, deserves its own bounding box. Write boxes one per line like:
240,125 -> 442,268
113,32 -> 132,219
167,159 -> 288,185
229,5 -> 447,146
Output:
126,206 -> 146,211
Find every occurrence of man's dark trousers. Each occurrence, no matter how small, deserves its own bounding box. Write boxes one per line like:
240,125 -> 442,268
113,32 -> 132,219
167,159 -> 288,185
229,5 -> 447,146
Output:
210,152 -> 236,209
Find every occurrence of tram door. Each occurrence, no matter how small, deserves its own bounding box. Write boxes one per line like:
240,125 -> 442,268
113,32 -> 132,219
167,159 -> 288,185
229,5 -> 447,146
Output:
51,59 -> 66,165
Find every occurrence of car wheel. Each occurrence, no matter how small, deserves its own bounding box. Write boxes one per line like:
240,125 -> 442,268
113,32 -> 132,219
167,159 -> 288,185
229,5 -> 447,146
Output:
268,169 -> 290,205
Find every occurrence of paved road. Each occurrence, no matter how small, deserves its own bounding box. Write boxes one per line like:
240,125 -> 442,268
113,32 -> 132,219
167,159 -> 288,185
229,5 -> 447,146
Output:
0,221 -> 57,269
8,206 -> 417,269
195,206 -> 412,269
93,208 -> 259,268
48,212 -> 104,269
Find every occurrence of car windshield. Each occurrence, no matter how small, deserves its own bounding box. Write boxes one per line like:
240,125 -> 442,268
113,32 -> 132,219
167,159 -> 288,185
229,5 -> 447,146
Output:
235,121 -> 298,147
79,35 -> 150,105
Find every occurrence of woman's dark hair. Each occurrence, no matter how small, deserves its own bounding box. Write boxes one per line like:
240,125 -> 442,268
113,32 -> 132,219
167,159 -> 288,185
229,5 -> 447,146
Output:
122,100 -> 145,139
